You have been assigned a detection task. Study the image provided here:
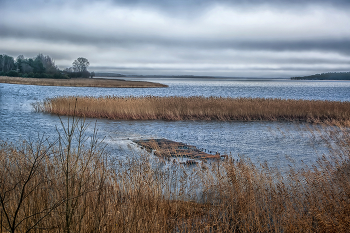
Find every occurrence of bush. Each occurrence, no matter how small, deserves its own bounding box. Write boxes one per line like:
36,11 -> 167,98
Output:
6,70 -> 19,77
53,72 -> 70,79
34,73 -> 50,78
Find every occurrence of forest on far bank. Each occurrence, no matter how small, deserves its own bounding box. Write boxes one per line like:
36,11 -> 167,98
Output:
0,54 -> 94,79
291,72 -> 350,80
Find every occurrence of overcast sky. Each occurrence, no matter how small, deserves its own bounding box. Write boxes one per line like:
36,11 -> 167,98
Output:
1,0 -> 350,77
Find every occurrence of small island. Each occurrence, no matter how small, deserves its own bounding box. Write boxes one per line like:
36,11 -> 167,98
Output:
291,72 -> 350,80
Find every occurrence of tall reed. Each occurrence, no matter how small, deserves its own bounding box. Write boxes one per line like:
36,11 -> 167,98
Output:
35,96 -> 350,124
0,118 -> 349,232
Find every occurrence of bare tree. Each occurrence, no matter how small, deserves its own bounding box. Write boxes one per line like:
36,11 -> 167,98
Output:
0,137 -> 61,233
0,105 -> 105,232
72,58 -> 90,73
55,103 -> 106,233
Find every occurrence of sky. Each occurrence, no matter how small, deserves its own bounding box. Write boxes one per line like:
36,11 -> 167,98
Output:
1,0 -> 350,78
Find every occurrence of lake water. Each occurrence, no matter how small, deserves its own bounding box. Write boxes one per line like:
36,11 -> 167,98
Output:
1,78 -> 350,170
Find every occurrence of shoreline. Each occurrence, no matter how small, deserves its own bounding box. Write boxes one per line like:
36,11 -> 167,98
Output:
0,76 -> 168,88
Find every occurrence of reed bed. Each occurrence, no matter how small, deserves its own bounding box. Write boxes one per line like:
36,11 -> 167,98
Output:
35,96 -> 350,124
1,116 -> 350,232
0,76 -> 167,88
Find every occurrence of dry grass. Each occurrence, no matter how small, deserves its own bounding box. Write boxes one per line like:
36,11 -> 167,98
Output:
0,76 -> 167,88
1,116 -> 350,232
35,96 -> 350,124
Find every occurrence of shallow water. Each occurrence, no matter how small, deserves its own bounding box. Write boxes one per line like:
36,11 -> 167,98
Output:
1,78 -> 349,170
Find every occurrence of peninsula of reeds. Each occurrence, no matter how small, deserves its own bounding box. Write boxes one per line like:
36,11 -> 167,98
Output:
35,96 -> 350,124
0,76 -> 167,88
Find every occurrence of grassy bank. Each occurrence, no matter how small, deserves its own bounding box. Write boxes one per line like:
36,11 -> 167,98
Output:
1,117 -> 350,232
35,96 -> 350,124
0,76 -> 168,88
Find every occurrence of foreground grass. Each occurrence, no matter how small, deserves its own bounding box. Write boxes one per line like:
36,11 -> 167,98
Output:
1,116 -> 350,232
0,76 -> 167,88
35,96 -> 350,124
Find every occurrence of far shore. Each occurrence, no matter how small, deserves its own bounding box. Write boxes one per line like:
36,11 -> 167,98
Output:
0,76 -> 168,88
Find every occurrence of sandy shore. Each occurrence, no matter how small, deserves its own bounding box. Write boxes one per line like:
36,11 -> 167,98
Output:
0,76 -> 168,88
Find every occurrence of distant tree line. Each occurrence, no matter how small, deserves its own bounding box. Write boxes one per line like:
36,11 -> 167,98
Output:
0,54 -> 94,79
94,72 -> 125,77
291,72 -> 350,80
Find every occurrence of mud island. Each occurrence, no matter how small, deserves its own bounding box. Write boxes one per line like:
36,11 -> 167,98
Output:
133,138 -> 228,163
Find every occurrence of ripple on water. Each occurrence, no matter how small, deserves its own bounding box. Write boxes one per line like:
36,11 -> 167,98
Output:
1,79 -> 349,170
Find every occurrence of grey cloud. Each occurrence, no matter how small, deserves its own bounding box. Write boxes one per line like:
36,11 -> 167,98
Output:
1,0 -> 349,77
214,40 -> 350,55
1,20 -> 349,56
107,0 -> 350,8
103,0 -> 350,8
2,0 -> 350,12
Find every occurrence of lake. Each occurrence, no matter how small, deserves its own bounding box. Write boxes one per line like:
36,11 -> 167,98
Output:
1,78 -> 350,170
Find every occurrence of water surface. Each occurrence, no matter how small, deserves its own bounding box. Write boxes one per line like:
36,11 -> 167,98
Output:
1,78 -> 349,170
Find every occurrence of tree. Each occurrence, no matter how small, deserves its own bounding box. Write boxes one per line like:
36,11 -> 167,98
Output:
72,57 -> 89,73
0,114 -> 105,232
35,54 -> 59,74
16,55 -> 33,74
32,57 -> 45,74
90,71 -> 95,78
0,138 -> 59,233
15,55 -> 24,72
0,54 -> 16,73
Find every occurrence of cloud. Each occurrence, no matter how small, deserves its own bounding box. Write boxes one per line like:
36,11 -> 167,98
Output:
0,0 -> 349,77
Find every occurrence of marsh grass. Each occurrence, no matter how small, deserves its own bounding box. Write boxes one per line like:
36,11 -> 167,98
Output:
0,76 -> 167,88
1,117 -> 350,232
35,96 -> 350,124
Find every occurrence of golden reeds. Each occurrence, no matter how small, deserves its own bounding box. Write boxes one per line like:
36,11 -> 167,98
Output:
35,96 -> 350,124
0,76 -> 167,88
1,116 -> 350,232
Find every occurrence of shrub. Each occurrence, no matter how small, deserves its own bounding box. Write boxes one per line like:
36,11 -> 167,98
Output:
6,70 -> 19,77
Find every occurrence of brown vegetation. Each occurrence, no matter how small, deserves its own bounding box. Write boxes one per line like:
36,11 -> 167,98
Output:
133,138 -> 223,160
0,76 -> 167,88
0,115 -> 350,232
35,96 -> 350,124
